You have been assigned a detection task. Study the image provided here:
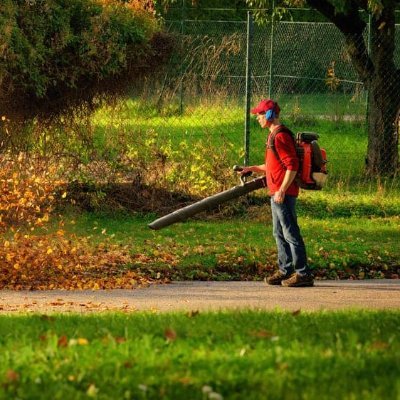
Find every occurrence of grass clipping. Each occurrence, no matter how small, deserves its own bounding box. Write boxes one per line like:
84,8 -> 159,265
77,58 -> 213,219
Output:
0,153 -> 159,290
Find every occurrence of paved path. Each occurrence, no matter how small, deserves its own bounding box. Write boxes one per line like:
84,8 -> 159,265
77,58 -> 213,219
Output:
1,280 -> 399,313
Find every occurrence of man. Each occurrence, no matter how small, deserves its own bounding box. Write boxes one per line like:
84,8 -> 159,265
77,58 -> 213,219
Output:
240,99 -> 314,287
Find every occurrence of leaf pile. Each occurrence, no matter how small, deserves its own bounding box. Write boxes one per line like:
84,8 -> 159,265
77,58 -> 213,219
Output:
0,231 -> 158,290
0,153 -> 159,290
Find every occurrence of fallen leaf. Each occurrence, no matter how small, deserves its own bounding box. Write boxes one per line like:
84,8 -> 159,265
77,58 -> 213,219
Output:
57,335 -> 68,348
250,329 -> 275,338
164,328 -> 177,342
87,384 -> 98,397
5,369 -> 19,382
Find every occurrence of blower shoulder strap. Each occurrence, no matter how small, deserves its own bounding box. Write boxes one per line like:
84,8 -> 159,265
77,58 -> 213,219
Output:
266,125 -> 296,168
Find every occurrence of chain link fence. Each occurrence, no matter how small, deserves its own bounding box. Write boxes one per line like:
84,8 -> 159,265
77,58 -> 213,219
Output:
124,6 -> 399,192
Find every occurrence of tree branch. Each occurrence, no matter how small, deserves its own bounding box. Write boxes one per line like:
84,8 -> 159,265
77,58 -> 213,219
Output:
305,0 -> 374,84
356,0 -> 369,13
306,0 -> 365,34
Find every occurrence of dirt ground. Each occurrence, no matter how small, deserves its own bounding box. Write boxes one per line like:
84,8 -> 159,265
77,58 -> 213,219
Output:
1,280 -> 399,313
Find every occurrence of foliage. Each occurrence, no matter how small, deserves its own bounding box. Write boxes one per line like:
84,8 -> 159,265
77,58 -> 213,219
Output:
0,152 -> 59,230
0,0 -> 173,120
157,0 -> 249,21
246,0 -> 390,19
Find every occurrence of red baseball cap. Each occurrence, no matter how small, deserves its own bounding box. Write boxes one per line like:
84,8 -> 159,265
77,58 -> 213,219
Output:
250,99 -> 280,115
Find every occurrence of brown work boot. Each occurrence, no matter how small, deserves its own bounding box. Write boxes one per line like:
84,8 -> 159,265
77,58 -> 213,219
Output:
281,273 -> 314,287
266,271 -> 293,285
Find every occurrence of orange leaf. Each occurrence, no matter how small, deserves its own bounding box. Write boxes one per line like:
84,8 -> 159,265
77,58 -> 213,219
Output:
57,335 -> 68,348
5,369 -> 19,382
164,328 -> 177,342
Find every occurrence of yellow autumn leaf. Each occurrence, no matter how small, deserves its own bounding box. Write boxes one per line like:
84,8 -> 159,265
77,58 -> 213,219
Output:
77,338 -> 89,345
86,384 -> 98,397
62,192 -> 67,198
47,248 -> 53,255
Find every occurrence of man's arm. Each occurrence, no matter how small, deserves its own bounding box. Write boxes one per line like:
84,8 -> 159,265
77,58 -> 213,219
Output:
239,164 -> 266,174
274,132 -> 299,203
274,169 -> 297,204
280,169 -> 297,193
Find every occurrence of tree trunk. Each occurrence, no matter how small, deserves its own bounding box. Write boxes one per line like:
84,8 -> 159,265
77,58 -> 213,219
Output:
364,2 -> 400,176
366,75 -> 399,176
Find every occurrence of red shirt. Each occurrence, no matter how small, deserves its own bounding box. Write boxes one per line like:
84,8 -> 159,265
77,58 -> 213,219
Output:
265,127 -> 299,197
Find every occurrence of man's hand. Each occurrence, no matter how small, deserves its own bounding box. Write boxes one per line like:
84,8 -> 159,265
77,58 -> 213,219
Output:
273,189 -> 285,204
238,167 -> 253,175
233,164 -> 266,175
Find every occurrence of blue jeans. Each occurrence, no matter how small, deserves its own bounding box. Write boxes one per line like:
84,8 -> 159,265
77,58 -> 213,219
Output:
270,195 -> 310,276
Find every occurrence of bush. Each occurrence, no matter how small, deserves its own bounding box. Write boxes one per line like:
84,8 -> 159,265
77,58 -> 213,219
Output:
0,0 -> 174,120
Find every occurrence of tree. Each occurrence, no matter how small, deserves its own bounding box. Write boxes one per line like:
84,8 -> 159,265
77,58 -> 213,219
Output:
248,0 -> 399,176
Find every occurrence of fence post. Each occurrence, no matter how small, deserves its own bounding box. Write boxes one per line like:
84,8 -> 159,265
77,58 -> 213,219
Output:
179,0 -> 186,115
268,1 -> 275,98
244,11 -> 254,166
365,12 -> 372,135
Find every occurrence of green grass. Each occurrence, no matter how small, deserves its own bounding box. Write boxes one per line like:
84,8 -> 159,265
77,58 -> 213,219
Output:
57,188 -> 400,280
0,311 -> 399,400
91,96 -> 372,184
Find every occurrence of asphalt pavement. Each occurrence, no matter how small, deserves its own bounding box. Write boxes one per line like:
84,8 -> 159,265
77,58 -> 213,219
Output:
1,280 -> 399,313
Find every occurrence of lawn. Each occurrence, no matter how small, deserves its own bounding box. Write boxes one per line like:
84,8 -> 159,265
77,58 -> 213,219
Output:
58,187 -> 400,281
0,310 -> 399,400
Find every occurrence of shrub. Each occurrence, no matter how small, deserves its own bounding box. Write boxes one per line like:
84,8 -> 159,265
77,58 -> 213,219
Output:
0,0 -> 174,120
